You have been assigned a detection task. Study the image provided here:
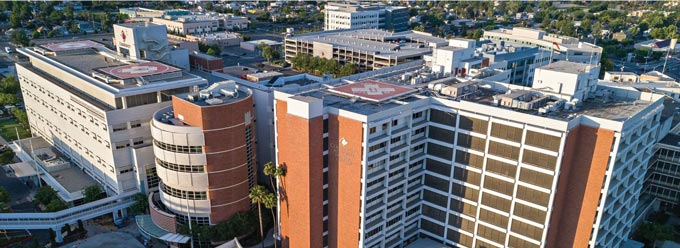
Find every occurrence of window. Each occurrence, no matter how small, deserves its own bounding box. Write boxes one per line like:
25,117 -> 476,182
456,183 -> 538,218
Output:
412,111 -> 423,119
453,167 -> 481,185
486,158 -> 517,178
513,203 -> 546,224
112,123 -> 127,132
455,151 -> 484,169
126,92 -> 158,108
427,143 -> 453,160
368,142 -> 386,152
457,133 -> 486,152
414,127 -> 426,135
423,189 -> 447,207
420,219 -> 444,236
447,229 -> 473,247
430,109 -> 456,126
511,220 -> 543,241
115,141 -> 130,149
424,174 -> 448,192
481,192 -> 512,212
479,208 -> 508,228
491,123 -> 523,143
525,131 -> 561,151
450,198 -> 477,218
132,137 -> 145,147
519,168 -> 554,189
160,183 -> 207,200
458,115 -> 488,133
508,235 -> 540,248
428,126 -> 455,144
451,183 -> 479,201
477,224 -> 505,244
422,204 -> 446,222
130,120 -> 142,128
154,140 -> 203,154
392,119 -> 399,126
483,176 -> 514,196
522,150 -> 557,171
156,158 -> 205,173
426,158 -> 451,177
488,141 -> 520,160
516,185 -> 550,207
369,127 -> 377,134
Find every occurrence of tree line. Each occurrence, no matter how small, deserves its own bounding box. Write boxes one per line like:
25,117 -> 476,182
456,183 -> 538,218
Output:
290,53 -> 358,78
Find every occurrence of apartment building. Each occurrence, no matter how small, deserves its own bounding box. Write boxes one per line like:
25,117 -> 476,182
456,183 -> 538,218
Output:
324,3 -> 408,32
139,81 -> 256,244
284,29 -> 447,71
482,27 -> 602,64
274,61 -> 665,248
17,40 -> 207,195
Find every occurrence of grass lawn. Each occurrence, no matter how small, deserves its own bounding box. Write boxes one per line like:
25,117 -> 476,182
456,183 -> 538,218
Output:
0,118 -> 31,142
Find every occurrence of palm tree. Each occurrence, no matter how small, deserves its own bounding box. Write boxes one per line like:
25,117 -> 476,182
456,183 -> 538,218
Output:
263,162 -> 277,191
249,185 -> 268,248
262,192 -> 278,248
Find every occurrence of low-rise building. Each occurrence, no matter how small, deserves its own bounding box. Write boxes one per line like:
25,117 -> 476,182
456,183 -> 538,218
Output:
240,39 -> 283,52
189,52 -> 224,72
191,32 -> 243,51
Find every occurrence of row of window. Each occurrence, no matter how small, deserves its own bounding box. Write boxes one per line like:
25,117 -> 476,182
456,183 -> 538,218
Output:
154,140 -> 203,154
156,158 -> 205,173
160,183 -> 207,200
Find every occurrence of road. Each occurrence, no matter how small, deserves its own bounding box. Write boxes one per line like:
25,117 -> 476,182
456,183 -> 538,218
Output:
611,55 -> 680,80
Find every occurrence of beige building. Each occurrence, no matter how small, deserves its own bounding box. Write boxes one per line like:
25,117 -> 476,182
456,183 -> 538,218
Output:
153,13 -> 248,35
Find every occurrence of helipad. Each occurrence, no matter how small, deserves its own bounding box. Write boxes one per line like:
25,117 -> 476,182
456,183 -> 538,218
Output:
41,40 -> 105,52
97,61 -> 180,79
329,80 -> 416,102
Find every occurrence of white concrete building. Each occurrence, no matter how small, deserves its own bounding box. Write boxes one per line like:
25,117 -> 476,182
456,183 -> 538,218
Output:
482,27 -> 603,64
17,40 -> 207,195
429,39 -> 476,77
113,23 -> 190,70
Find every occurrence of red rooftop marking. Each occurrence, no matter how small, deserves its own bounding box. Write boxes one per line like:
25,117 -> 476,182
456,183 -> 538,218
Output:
97,61 -> 180,79
41,40 -> 105,52
330,80 -> 415,102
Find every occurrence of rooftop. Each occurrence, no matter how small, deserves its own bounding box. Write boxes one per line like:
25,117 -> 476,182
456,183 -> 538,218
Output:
328,80 -> 416,102
537,60 -> 596,74
21,40 -> 205,93
287,29 -> 446,58
40,40 -> 105,52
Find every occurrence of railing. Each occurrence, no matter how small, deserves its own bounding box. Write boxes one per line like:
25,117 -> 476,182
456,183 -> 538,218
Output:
0,191 -> 137,230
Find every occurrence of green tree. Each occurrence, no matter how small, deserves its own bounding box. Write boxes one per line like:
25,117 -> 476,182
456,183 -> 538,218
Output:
10,30 -> 29,47
0,75 -> 19,94
0,93 -> 18,106
413,25 -> 425,32
35,187 -> 58,206
0,186 -> 9,204
83,185 -> 104,203
45,198 -> 67,212
263,192 -> 278,248
69,21 -> 79,35
262,46 -> 276,62
31,30 -> 41,39
249,185 -> 269,245
206,48 -> 218,56
636,222 -> 673,248
11,108 -> 28,128
338,63 -> 358,77
130,193 -> 149,214
0,150 -> 14,165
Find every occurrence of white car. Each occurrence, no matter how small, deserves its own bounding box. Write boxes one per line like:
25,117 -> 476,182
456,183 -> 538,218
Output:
4,47 -> 11,53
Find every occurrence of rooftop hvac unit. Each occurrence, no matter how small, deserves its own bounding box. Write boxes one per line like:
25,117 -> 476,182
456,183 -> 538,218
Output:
187,93 -> 200,102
